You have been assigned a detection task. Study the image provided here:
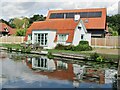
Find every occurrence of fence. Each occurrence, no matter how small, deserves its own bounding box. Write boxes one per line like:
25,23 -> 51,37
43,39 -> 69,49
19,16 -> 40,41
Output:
0,36 -> 120,48
0,36 -> 25,44
91,36 -> 120,48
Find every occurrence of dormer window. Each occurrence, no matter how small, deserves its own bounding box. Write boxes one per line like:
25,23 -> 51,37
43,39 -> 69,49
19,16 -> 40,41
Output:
4,27 -> 8,32
84,19 -> 88,23
78,26 -> 81,30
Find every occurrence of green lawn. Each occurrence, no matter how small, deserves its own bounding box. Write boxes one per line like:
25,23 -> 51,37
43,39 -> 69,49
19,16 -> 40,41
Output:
0,44 -> 21,49
48,49 -> 119,60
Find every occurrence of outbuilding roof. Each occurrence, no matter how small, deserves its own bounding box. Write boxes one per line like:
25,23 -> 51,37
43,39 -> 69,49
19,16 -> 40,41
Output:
25,19 -> 79,42
0,23 -> 16,35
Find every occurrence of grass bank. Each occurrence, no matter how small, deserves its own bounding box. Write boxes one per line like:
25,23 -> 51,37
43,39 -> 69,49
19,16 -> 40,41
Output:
48,49 -> 119,61
0,44 -> 21,49
1,44 -> 119,61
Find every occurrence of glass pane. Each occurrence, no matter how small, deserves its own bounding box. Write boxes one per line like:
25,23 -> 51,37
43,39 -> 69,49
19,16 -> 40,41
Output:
50,13 -> 64,19
66,13 -> 74,18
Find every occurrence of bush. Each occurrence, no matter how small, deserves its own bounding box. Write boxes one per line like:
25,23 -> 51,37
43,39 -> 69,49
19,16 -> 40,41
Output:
79,41 -> 89,45
55,44 -> 66,50
47,52 -> 54,59
90,53 -> 106,62
64,45 -> 75,51
90,53 -> 99,61
15,48 -> 19,52
7,47 -> 12,52
74,41 -> 92,51
16,29 -> 26,36
55,41 -> 92,51
25,47 -> 31,53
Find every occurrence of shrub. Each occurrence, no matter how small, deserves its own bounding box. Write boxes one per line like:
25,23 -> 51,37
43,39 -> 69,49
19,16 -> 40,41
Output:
7,47 -> 12,52
90,53 -> 99,61
47,52 -> 54,59
74,41 -> 92,51
16,29 -> 26,36
79,41 -> 89,45
21,47 -> 25,53
55,44 -> 66,50
90,53 -> 106,62
64,45 -> 75,51
55,41 -> 92,51
25,47 -> 31,53
15,48 -> 19,52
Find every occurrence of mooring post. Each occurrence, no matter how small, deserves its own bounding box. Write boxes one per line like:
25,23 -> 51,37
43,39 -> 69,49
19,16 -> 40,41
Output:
118,59 -> 120,90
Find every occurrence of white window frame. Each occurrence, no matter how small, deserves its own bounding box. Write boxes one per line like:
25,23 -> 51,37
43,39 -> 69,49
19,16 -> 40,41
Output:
58,34 -> 67,42
34,33 -> 48,46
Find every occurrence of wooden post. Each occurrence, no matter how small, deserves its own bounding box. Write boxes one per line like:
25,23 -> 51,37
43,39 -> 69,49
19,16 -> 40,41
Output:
118,59 -> 120,90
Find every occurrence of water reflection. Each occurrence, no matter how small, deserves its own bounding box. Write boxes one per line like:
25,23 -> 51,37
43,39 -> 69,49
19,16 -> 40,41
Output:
1,52 -> 118,88
26,56 -> 117,88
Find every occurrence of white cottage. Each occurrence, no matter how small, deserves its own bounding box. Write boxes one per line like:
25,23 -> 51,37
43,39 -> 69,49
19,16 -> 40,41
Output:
25,15 -> 91,49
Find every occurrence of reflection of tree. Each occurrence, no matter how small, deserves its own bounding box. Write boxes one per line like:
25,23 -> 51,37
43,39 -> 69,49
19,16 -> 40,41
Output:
10,54 -> 26,61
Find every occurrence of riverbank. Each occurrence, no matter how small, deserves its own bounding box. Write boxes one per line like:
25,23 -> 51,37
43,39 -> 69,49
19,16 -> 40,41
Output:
0,46 -> 119,64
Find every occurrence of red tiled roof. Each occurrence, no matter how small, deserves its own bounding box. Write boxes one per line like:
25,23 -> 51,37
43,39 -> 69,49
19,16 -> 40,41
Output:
46,8 -> 106,29
25,19 -> 79,42
8,29 -> 16,35
0,23 -> 12,32
0,23 -> 16,35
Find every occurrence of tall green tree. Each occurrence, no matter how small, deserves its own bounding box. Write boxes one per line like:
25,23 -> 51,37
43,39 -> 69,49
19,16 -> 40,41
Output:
107,14 -> 120,35
12,18 -> 24,29
0,19 -> 9,25
29,14 -> 46,24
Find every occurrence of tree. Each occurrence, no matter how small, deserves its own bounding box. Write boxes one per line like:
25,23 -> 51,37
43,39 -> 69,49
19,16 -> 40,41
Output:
22,17 -> 29,29
107,14 -> 120,35
29,14 -> 46,24
8,18 -> 16,28
12,18 -> 24,29
16,29 -> 26,36
0,19 -> 9,25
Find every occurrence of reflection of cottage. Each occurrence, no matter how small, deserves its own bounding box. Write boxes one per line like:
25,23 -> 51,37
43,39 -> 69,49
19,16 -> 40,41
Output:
105,69 -> 117,84
57,61 -> 68,70
26,57 -> 75,81
32,56 -> 56,71
73,64 -> 86,80
25,14 -> 91,49
0,23 -> 16,36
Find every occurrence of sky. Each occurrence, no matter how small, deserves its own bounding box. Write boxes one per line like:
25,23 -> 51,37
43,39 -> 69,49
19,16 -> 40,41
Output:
0,0 -> 120,21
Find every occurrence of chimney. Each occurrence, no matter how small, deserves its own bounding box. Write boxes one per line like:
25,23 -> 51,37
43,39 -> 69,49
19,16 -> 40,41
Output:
74,14 -> 80,22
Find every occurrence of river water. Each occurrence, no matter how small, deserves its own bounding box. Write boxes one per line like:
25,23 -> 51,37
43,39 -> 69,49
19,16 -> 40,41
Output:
0,51 -> 118,89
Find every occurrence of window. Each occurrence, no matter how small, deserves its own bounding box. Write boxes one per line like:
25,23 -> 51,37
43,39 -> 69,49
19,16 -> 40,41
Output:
58,34 -> 67,42
81,34 -> 84,40
34,57 -> 47,68
28,34 -> 32,40
49,11 -> 102,19
66,13 -> 74,18
78,26 -> 81,30
34,33 -> 48,46
50,13 -> 64,19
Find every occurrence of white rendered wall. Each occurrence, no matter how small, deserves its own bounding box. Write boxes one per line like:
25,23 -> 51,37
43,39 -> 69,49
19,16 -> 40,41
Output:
72,20 -> 91,46
84,33 -> 91,45
72,21 -> 85,46
32,30 -> 56,49
27,34 -> 32,43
